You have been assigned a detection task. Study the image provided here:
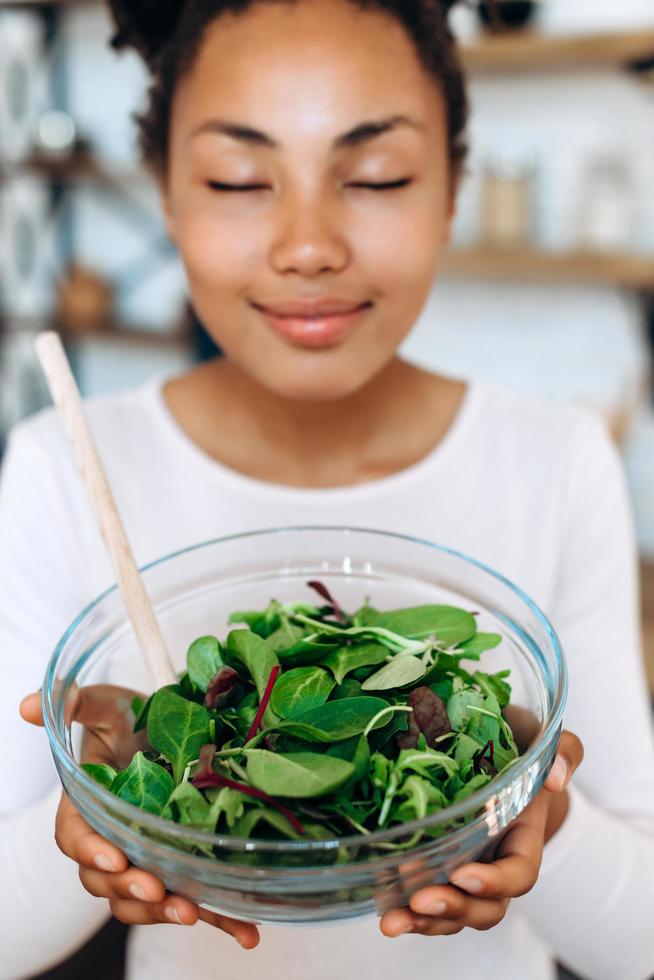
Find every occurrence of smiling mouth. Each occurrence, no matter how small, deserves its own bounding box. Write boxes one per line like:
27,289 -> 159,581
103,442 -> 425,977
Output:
252,301 -> 373,349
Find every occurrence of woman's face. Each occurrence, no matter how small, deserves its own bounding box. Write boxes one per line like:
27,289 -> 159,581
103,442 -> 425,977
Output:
163,0 -> 456,401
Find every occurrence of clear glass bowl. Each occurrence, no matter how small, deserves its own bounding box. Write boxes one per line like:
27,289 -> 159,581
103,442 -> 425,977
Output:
43,527 -> 566,925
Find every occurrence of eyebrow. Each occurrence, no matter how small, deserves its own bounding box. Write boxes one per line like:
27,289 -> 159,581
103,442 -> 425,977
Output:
188,114 -> 425,149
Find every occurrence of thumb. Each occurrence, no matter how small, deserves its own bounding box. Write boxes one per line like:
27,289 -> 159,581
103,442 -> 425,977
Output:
20,691 -> 44,727
544,729 -> 584,794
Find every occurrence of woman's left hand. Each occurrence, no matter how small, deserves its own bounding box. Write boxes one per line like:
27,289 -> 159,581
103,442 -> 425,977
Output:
380,729 -> 584,939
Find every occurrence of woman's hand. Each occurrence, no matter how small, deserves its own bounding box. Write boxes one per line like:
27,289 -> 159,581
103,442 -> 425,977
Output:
380,729 -> 584,939
19,688 -> 260,949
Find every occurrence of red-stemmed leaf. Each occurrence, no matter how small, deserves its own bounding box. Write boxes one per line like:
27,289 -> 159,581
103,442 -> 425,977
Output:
245,664 -> 281,742
204,666 -> 244,710
396,686 -> 451,750
307,580 -> 348,625
191,767 -> 305,834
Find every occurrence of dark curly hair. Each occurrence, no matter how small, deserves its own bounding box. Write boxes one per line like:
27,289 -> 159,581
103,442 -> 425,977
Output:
107,0 -> 472,185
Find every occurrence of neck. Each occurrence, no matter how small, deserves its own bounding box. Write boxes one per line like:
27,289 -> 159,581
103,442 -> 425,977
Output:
164,356 -> 465,488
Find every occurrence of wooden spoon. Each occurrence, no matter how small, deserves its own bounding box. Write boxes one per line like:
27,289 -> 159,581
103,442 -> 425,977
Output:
35,331 -> 177,689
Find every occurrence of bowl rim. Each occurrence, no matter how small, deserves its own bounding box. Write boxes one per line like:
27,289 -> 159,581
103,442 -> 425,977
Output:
43,525 -> 567,854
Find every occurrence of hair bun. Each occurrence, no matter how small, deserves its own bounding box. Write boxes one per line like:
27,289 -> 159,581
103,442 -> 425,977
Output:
107,0 -> 185,66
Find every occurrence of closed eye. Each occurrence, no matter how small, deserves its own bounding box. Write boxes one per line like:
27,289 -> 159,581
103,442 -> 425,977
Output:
207,178 -> 414,192
348,178 -> 413,190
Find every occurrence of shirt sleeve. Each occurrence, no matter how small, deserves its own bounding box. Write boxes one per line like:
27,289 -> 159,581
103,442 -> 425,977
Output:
0,419 -> 110,977
515,412 -> 654,980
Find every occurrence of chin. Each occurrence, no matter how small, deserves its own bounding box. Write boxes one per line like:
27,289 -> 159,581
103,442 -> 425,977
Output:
252,354 -> 380,403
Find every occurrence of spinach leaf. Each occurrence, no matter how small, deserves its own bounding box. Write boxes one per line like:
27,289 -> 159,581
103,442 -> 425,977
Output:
163,781 -> 214,829
146,688 -> 212,784
111,752 -> 174,814
360,654 -> 426,691
226,629 -> 280,726
446,687 -> 485,731
187,636 -> 223,692
395,747 -> 459,779
228,599 -> 283,638
366,605 -> 476,645
352,601 -> 382,626
245,750 -> 355,798
266,620 -> 305,654
288,696 -> 391,739
329,678 -> 363,700
392,774 -> 448,822
326,734 -> 370,790
132,692 -> 154,733
270,666 -> 335,719
82,762 -> 118,790
320,642 -> 388,685
206,786 -> 247,830
232,805 -> 303,840
457,631 -> 502,657
276,636 -> 341,667
473,669 -> 512,708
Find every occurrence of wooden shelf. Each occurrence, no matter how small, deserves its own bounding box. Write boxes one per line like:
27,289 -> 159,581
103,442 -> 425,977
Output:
62,325 -> 190,349
1,316 -> 189,349
441,247 -> 654,289
0,152 -> 150,186
462,29 -> 654,73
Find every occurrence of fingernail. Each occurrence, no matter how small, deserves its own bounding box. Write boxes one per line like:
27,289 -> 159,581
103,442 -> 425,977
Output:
128,883 -> 147,901
422,900 -> 447,916
550,755 -> 569,791
450,875 -> 482,894
396,923 -> 414,935
165,906 -> 183,924
95,854 -> 118,872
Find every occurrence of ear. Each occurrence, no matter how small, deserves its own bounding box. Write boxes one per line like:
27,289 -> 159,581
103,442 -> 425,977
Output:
156,173 -> 177,244
441,189 -> 458,247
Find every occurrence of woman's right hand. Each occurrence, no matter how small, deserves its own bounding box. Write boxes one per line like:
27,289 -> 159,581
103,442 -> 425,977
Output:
19,688 -> 260,949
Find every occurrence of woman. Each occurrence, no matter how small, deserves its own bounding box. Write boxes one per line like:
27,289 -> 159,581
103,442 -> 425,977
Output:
3,1 -> 653,978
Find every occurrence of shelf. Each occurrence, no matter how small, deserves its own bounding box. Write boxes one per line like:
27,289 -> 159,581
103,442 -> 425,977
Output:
62,325 -> 190,349
0,1 -> 95,7
1,316 -> 190,349
0,152 -> 150,186
440,247 -> 654,289
461,29 -> 654,74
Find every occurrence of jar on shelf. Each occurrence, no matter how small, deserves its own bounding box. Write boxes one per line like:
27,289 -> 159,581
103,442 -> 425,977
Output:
479,149 -> 538,248
577,153 -> 635,254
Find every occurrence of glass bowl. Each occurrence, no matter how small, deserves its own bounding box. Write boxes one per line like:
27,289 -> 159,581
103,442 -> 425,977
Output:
42,526 -> 566,925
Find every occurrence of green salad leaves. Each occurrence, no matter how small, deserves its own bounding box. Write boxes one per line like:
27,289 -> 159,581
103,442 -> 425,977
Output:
83,585 -> 520,854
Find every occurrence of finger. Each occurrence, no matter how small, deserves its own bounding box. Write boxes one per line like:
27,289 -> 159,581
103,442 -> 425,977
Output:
197,907 -> 261,948
544,730 -> 584,793
448,794 -> 549,900
380,907 -> 464,938
19,692 -> 43,727
383,895 -> 509,937
109,894 -> 200,927
55,792 -> 128,873
79,866 -> 167,903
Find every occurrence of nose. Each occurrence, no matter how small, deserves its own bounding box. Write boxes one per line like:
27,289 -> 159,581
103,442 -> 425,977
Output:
269,193 -> 350,277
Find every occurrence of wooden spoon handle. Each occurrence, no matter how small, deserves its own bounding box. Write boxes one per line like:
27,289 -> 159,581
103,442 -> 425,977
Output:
35,331 -> 177,689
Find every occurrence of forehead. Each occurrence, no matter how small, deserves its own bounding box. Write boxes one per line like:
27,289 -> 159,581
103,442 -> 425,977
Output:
173,0 -> 445,145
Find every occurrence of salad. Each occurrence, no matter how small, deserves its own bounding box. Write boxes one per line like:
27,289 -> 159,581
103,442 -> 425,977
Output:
84,582 -> 521,855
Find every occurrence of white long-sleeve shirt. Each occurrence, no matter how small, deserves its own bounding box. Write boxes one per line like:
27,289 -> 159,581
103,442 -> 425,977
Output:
1,375 -> 653,980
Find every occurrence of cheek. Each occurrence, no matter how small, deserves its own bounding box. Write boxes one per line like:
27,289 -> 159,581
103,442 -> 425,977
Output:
175,204 -> 262,295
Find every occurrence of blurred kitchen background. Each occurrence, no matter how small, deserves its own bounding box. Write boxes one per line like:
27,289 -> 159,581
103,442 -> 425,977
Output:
1,0 -> 653,661
1,1 -> 653,978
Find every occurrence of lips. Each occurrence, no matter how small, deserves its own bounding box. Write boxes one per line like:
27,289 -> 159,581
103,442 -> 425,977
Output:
252,299 -> 372,349
253,299 -> 371,318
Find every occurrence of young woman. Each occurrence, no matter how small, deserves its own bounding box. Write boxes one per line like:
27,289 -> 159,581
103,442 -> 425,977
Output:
3,1 -> 653,978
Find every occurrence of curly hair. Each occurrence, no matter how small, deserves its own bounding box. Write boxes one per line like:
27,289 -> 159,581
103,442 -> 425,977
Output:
107,0 -> 472,183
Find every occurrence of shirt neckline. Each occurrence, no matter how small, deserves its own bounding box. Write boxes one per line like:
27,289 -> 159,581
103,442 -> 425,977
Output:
140,371 -> 483,505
